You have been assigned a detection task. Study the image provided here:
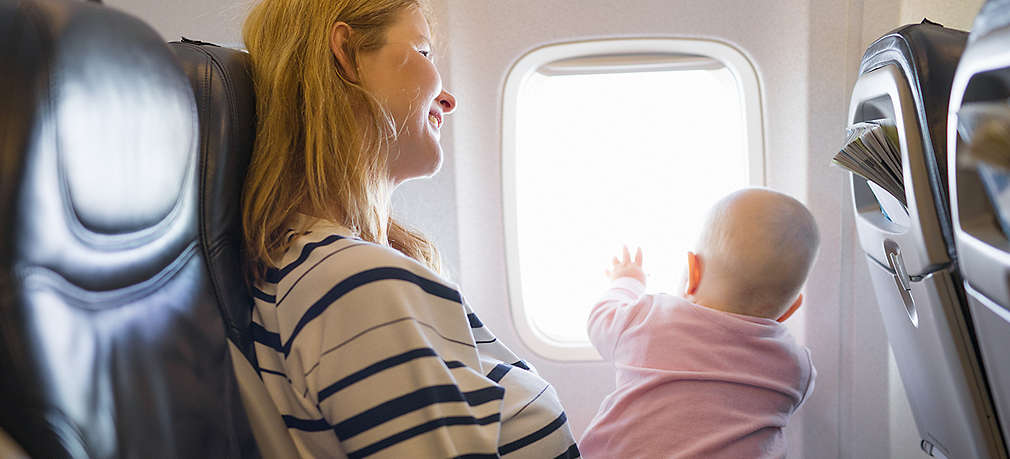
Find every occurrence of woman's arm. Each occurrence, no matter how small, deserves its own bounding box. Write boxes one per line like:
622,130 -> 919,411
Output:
469,308 -> 580,458
273,242 -> 505,458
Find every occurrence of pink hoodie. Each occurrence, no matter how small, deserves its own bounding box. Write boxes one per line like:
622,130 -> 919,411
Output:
580,278 -> 815,459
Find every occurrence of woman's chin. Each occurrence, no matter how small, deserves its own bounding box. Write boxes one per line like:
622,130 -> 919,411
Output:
391,157 -> 443,187
416,159 -> 443,181
417,143 -> 444,177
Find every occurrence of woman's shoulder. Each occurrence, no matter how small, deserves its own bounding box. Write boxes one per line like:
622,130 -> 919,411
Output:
261,221 -> 467,329
268,219 -> 454,293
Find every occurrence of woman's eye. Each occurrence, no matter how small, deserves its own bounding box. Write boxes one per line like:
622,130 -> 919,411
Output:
419,50 -> 431,59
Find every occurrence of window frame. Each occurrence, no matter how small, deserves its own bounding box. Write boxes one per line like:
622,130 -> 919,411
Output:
501,38 -> 766,361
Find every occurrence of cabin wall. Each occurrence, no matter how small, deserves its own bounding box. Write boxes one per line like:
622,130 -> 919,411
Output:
101,0 -> 984,456
440,0 -> 817,451
105,0 -> 247,47
803,3 -> 872,456
442,0 -> 980,457
900,0 -> 984,32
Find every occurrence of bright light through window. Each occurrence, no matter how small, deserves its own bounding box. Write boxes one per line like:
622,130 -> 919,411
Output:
516,66 -> 748,341
503,39 -> 763,360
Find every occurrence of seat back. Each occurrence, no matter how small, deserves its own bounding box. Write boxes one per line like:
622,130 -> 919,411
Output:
950,0 -> 1010,452
0,0 -> 256,456
169,39 -> 258,364
168,38 -> 300,457
848,22 -> 1007,458
857,21 -> 967,255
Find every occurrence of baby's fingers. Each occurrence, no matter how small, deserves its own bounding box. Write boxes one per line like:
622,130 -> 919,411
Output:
634,247 -> 643,266
621,245 -> 631,264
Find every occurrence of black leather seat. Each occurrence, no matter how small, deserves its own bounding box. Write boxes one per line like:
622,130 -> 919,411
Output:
169,38 -> 258,366
0,0 -> 257,456
166,38 -> 301,458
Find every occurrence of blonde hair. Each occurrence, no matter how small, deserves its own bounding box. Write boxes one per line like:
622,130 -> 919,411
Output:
241,0 -> 442,283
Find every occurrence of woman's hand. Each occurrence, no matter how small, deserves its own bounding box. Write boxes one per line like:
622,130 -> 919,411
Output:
606,245 -> 646,285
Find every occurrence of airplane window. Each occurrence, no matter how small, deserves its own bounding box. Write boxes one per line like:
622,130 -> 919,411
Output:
503,39 -> 764,360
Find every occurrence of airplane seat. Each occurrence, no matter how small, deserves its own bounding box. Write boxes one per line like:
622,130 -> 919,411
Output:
971,0 -> 1010,44
858,21 -> 967,252
167,39 -> 259,369
848,22 -> 1008,458
949,0 -> 1010,453
167,38 -> 300,458
0,0 -> 257,457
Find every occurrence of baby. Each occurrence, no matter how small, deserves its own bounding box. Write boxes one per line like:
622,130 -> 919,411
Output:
580,188 -> 819,459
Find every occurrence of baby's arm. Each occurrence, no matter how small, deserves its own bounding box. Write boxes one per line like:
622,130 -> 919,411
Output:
588,246 -> 651,360
606,245 -> 645,285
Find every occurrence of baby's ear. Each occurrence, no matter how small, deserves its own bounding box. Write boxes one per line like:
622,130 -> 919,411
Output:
777,294 -> 804,322
685,252 -> 701,296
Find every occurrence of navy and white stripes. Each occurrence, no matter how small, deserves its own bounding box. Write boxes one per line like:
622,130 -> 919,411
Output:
251,216 -> 578,458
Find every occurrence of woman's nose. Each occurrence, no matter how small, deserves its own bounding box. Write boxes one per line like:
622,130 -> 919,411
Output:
437,89 -> 456,114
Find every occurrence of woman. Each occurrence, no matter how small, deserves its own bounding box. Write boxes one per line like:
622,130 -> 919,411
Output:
240,1 -> 579,457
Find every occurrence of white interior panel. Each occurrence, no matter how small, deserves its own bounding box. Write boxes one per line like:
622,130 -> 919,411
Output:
110,0 -> 986,456
501,38 -> 762,361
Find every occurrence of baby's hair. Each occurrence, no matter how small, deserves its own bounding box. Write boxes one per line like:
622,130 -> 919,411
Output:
696,188 -> 820,318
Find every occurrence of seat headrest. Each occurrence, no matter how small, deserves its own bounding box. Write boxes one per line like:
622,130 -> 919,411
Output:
11,0 -> 199,290
169,39 -> 259,364
972,0 -> 1010,43
0,0 -> 255,456
859,22 -> 968,257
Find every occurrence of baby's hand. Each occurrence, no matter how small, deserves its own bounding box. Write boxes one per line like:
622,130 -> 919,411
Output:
606,246 -> 646,285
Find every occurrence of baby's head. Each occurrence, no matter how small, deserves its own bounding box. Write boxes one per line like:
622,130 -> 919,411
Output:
685,188 -> 820,321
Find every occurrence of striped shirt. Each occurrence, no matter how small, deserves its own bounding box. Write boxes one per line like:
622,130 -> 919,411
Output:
251,215 -> 579,458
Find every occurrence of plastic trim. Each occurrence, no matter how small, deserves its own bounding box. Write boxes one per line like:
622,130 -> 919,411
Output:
501,38 -> 765,361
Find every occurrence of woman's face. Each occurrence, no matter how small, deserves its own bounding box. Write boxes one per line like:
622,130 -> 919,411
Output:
356,6 -> 456,186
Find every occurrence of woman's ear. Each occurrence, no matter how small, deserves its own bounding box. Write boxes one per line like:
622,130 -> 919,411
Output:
329,21 -> 358,81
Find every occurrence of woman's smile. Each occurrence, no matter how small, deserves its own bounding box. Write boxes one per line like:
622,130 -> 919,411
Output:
428,109 -> 442,131
356,6 -> 456,184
